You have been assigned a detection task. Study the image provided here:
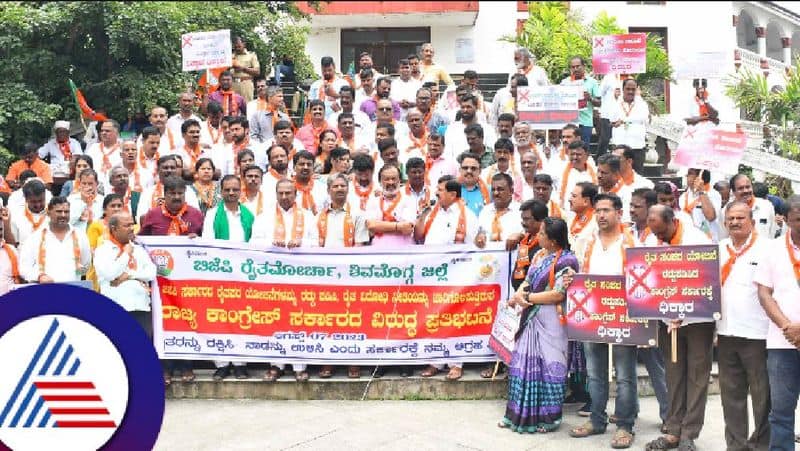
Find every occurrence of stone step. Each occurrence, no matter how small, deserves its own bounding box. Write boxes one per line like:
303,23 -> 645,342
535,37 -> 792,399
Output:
166,363 -> 720,400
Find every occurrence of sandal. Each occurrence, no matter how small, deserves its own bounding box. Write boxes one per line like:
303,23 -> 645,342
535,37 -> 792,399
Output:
420,365 -> 440,378
445,366 -> 463,381
611,429 -> 635,449
181,370 -> 195,382
644,436 -> 679,450
318,365 -> 333,378
569,420 -> 605,438
480,363 -> 505,379
263,366 -> 284,382
347,366 -> 360,379
295,370 -> 309,382
497,420 -> 510,429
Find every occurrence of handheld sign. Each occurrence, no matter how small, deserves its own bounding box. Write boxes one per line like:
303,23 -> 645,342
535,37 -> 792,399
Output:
566,274 -> 658,346
488,299 -> 521,365
592,33 -> 647,75
624,245 -> 721,321
674,127 -> 747,175
516,86 -> 582,129
181,29 -> 232,72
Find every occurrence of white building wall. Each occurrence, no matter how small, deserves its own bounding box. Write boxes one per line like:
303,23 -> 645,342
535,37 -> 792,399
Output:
303,1 -> 518,76
430,1 -> 517,75
570,1 -> 739,123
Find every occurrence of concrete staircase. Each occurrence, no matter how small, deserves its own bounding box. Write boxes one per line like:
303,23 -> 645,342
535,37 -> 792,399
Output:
167,363 -> 719,400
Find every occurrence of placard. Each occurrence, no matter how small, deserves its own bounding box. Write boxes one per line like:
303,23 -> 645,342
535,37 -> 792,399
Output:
624,245 -> 721,321
516,86 -> 582,129
672,51 -> 729,80
488,300 -> 521,365
181,29 -> 232,72
566,274 -> 658,346
674,126 -> 747,174
592,33 -> 647,75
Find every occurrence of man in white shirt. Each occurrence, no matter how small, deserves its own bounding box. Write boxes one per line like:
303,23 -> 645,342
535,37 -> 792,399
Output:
567,181 -> 599,261
6,179 -> 49,246
754,195 -> 800,451
611,145 -> 654,192
569,193 -> 639,448
0,215 -> 20,295
396,109 -> 429,165
291,151 -> 328,215
201,175 -> 254,381
335,113 -> 370,155
643,205 -> 713,451
68,168 -> 104,235
137,126 -> 162,180
309,56 -> 349,118
348,153 -> 377,215
444,94 -> 496,162
679,168 -> 721,242
85,119 -> 122,181
511,47 -> 549,87
597,73 -> 621,157
727,174 -> 776,239
559,141 -> 598,210
166,92 -> 202,149
390,59 -> 421,120
327,86 -> 371,141
20,196 -> 91,283
38,121 -> 83,176
425,133 -> 458,190
316,173 -> 371,380
366,164 -> 417,248
474,173 -> 522,248
239,165 -> 267,217
610,79 -> 650,174
354,52 -> 384,88
136,106 -> 178,155
95,211 -> 157,336
251,178 -> 317,382
716,201 -> 770,451
262,144 -> 290,198
415,175 -> 479,381
481,139 -> 523,203
199,101 -> 224,149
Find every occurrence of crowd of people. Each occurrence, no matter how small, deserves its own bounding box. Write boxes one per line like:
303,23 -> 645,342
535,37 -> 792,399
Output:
1,36 -> 798,451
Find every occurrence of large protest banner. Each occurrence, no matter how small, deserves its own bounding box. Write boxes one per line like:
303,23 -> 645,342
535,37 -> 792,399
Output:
141,237 -> 512,365
181,29 -> 232,71
565,274 -> 658,346
592,33 -> 647,75
516,86 -> 582,129
673,126 -> 747,174
624,245 -> 721,321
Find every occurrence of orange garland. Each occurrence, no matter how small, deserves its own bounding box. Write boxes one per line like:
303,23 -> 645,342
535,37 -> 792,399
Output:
161,204 -> 189,236
582,226 -> 635,272
24,208 -> 47,230
274,204 -> 304,244
38,228 -> 81,277
720,231 -> 757,286
422,199 -> 467,243
294,180 -> 317,215
512,233 -> 539,281
317,203 -> 355,247
108,235 -> 137,270
559,163 -> 597,206
2,243 -> 19,280
569,208 -> 595,236
785,233 -> 800,283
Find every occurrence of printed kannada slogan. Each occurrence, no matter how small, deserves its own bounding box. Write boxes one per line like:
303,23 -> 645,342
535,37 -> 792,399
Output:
566,275 -> 658,346
592,33 -> 647,75
140,237 -> 512,364
516,86 -> 582,129
624,245 -> 721,321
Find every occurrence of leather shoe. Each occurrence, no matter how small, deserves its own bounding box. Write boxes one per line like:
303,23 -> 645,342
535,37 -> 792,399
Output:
213,365 -> 231,382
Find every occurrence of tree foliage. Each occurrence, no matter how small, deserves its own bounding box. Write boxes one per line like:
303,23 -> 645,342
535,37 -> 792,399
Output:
0,1 -> 314,161
503,3 -> 673,113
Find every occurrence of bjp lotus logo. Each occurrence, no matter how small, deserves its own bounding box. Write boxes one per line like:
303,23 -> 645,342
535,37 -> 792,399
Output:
477,255 -> 500,281
149,249 -> 175,276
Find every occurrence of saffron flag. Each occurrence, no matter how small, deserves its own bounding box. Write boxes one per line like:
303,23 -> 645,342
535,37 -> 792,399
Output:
68,79 -> 108,122
196,67 -> 227,94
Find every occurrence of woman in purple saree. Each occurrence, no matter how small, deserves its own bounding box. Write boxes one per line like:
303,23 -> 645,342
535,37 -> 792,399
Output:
499,217 -> 579,433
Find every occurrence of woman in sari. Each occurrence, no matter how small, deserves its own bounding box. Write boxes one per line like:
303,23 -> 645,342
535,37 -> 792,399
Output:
499,217 -> 579,433
190,158 -> 219,216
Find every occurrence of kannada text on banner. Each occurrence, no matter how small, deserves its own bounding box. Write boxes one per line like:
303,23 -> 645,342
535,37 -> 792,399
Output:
516,86 -> 582,129
141,237 -> 512,365
674,126 -> 747,174
566,274 -> 658,346
592,33 -> 647,75
181,29 -> 232,72
624,245 -> 721,321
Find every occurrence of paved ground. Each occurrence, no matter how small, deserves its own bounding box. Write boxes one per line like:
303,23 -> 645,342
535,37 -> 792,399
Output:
153,395 -> 798,450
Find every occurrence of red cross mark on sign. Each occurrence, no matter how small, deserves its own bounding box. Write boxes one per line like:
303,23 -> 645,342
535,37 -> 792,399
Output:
517,90 -> 530,104
627,265 -> 652,296
683,129 -> 696,140
594,37 -> 604,47
182,36 -> 193,48
567,290 -> 590,320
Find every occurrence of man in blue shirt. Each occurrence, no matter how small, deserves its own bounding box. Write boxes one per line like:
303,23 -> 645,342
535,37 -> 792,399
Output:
458,153 -> 490,217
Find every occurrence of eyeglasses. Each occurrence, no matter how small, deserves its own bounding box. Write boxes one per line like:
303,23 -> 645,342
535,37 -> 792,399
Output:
378,107 -> 393,112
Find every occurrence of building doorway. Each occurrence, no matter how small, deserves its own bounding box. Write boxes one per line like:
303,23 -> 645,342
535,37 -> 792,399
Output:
341,28 -> 431,75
